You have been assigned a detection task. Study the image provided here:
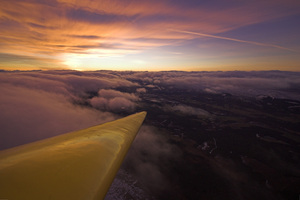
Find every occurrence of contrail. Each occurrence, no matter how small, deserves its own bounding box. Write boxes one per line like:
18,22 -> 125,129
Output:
169,29 -> 298,53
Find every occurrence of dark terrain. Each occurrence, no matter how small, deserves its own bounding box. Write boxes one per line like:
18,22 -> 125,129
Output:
111,79 -> 300,200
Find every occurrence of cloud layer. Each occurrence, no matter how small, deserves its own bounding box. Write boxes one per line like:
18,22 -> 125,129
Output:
1,70 -> 299,199
90,89 -> 139,112
125,71 -> 300,100
1,70 -> 299,150
0,70 -> 138,149
0,84 -> 115,150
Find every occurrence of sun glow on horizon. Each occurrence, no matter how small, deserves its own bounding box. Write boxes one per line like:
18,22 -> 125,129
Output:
0,0 -> 299,71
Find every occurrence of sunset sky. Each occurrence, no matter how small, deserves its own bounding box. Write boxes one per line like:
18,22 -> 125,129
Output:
0,0 -> 299,71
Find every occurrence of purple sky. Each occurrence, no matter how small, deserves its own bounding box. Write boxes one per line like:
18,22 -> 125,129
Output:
0,0 -> 299,71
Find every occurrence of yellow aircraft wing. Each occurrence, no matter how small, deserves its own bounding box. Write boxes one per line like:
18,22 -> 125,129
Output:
0,111 -> 146,200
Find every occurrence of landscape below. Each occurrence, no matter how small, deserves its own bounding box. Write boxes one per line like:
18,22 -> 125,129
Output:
0,70 -> 299,200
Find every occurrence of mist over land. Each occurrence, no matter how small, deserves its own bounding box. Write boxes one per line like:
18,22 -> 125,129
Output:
0,70 -> 299,199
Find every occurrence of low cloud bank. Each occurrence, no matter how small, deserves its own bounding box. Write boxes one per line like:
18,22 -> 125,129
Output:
90,89 -> 139,112
0,70 -> 139,150
124,71 -> 300,100
0,71 -> 137,98
0,84 -> 115,150
2,70 -> 299,149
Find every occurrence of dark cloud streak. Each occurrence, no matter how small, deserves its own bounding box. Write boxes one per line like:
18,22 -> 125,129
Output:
66,8 -> 132,24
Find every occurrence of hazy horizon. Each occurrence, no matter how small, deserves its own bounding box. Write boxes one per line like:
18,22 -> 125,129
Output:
2,68 -> 300,72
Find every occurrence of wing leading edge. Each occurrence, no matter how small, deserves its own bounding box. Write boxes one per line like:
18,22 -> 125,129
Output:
0,111 -> 146,200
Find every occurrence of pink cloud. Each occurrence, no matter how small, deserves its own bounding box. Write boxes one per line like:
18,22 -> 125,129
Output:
0,71 -> 140,150
0,84 -> 115,150
136,88 -> 146,93
0,71 -> 138,98
98,89 -> 139,101
108,97 -> 136,112
90,97 -> 108,110
90,89 -> 139,112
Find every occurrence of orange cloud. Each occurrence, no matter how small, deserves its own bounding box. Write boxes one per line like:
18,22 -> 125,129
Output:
0,0 -> 299,70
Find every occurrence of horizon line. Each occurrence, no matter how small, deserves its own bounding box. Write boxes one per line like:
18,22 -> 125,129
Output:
1,69 -> 300,73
